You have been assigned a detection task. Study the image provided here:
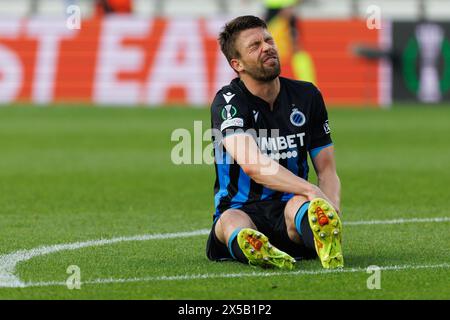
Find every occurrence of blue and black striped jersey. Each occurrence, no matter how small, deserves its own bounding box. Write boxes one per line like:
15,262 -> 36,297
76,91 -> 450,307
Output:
211,77 -> 333,219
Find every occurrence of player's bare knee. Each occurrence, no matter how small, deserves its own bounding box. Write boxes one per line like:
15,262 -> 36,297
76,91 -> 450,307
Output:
285,214 -> 301,243
285,195 -> 308,222
289,195 -> 309,208
284,195 -> 309,243
215,209 -> 255,244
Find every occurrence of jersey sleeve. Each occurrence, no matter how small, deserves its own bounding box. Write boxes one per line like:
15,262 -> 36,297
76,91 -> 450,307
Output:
211,90 -> 252,139
309,87 -> 333,153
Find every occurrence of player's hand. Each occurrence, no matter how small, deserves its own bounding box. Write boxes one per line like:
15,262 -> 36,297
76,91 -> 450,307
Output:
306,185 -> 340,215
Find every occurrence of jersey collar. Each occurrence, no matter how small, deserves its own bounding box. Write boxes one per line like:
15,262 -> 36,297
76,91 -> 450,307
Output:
235,77 -> 284,112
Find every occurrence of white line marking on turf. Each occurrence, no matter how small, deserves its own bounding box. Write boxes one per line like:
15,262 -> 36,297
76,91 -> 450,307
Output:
0,216 -> 449,288
0,229 -> 209,288
20,263 -> 450,288
345,217 -> 450,225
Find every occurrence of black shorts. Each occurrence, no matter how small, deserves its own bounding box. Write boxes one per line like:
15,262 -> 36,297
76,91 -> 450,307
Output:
206,199 -> 316,261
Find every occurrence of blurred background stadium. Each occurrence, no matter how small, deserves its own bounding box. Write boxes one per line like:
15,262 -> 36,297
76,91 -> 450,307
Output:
0,0 -> 449,107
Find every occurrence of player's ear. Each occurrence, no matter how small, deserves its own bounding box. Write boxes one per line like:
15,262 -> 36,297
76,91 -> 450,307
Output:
230,58 -> 244,73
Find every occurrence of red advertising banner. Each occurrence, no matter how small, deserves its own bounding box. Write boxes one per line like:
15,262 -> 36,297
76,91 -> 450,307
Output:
0,17 -> 383,106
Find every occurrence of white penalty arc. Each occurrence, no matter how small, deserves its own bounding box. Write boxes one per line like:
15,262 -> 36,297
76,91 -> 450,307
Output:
0,229 -> 209,288
0,216 -> 449,288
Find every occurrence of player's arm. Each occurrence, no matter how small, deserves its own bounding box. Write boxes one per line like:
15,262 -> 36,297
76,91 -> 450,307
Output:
308,85 -> 340,212
223,133 -> 327,201
311,145 -> 341,212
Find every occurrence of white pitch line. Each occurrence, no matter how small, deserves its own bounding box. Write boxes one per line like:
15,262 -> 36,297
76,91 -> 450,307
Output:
22,262 -> 450,288
0,216 -> 449,288
345,217 -> 450,226
0,229 -> 209,288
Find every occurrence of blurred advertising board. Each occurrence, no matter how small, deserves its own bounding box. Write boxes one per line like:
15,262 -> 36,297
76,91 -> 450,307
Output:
0,17 -> 384,106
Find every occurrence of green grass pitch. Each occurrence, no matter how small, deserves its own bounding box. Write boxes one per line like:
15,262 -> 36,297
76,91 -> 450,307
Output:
0,104 -> 449,299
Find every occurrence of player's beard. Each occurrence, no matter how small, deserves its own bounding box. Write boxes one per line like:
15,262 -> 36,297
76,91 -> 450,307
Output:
244,54 -> 281,82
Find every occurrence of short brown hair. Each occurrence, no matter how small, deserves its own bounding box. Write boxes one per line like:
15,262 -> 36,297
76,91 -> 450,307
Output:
218,15 -> 267,63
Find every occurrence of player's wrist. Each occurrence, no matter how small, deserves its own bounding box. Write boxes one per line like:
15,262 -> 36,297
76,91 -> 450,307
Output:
304,184 -> 321,201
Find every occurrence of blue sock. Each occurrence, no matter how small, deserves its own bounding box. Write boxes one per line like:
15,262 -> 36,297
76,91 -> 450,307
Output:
294,201 -> 310,236
227,228 -> 242,260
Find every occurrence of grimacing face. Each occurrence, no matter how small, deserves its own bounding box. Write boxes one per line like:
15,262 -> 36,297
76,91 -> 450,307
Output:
232,27 -> 281,82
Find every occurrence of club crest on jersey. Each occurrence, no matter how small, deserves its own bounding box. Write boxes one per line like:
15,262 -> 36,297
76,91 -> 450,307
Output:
290,108 -> 306,127
221,104 -> 237,120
